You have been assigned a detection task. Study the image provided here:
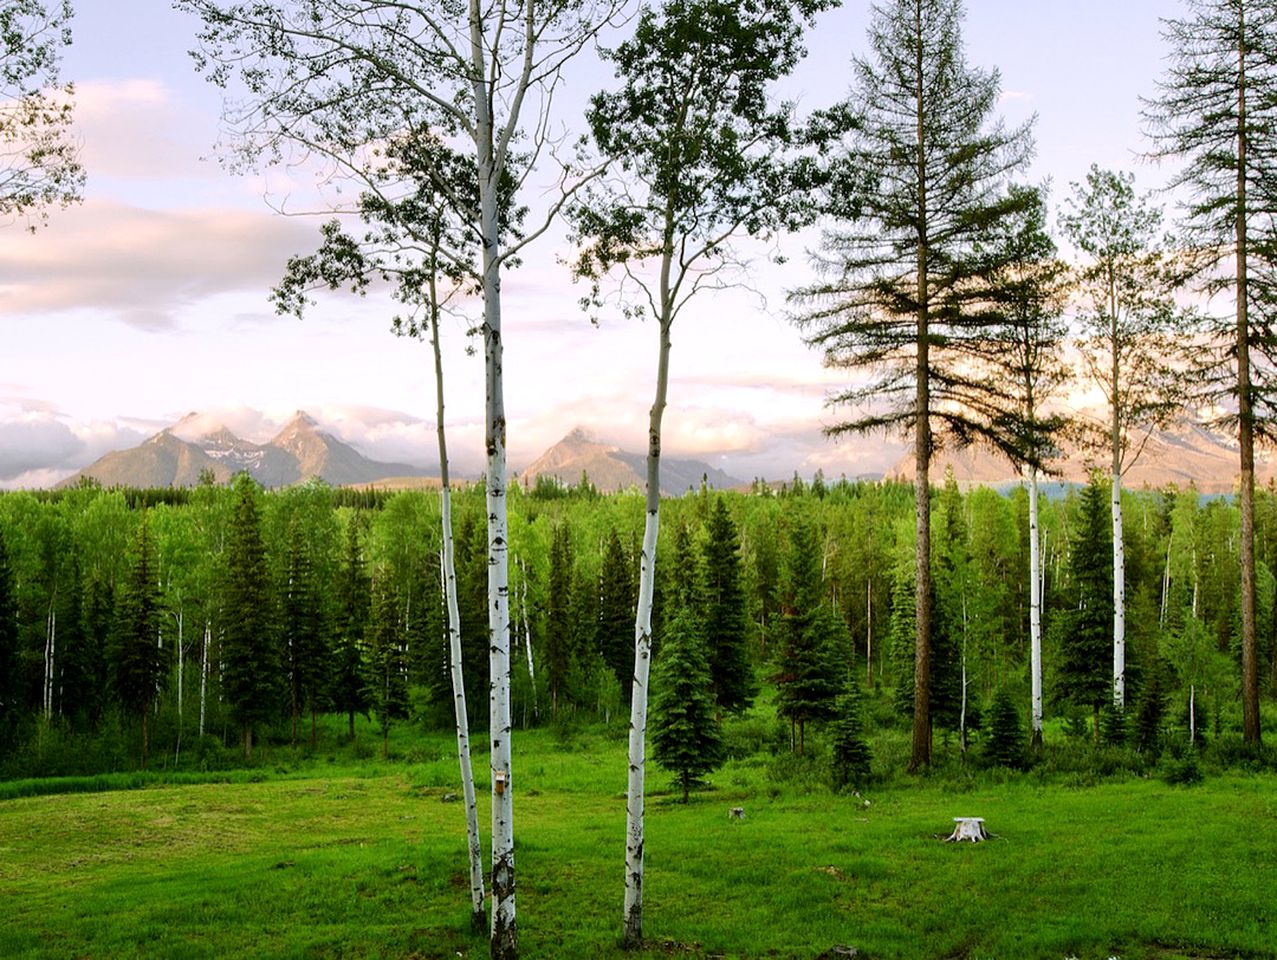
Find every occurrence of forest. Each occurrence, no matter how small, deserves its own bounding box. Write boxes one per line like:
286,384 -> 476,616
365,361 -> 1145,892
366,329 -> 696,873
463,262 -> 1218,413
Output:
2,470 -> 1273,774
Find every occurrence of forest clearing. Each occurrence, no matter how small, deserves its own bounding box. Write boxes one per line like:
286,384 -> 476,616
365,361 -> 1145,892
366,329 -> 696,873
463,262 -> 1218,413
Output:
2,720 -> 1275,960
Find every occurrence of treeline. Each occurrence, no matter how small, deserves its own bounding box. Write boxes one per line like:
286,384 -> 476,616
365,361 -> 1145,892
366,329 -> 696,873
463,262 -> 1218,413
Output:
0,472 -> 1273,774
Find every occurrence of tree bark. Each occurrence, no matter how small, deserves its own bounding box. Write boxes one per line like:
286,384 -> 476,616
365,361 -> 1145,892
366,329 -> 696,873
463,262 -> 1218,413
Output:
1029,467 -> 1043,748
623,313 -> 670,948
431,270 -> 487,931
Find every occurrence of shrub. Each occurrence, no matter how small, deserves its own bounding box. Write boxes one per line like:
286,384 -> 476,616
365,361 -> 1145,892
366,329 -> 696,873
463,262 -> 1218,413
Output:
983,690 -> 1025,770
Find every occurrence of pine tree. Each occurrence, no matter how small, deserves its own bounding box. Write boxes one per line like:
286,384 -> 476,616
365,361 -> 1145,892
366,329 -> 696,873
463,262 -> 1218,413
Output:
792,0 -> 1036,770
221,474 -> 279,758
700,497 -> 756,715
984,688 -> 1025,769
365,573 -> 409,758
650,609 -> 724,803
831,672 -> 873,790
545,523 -> 573,716
1144,0 -> 1277,746
931,471 -> 968,741
281,516 -> 330,745
111,513 -> 169,768
597,528 -> 636,702
1058,475 -> 1114,743
775,519 -> 840,754
332,516 -> 371,740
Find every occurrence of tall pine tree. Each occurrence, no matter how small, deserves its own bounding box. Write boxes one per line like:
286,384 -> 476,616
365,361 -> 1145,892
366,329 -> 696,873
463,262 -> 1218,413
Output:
1058,475 -> 1114,743
700,497 -> 756,716
650,609 -> 724,803
111,513 -> 168,768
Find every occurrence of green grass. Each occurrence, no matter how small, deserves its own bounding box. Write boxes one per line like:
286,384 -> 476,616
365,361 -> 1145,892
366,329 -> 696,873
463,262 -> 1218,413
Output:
1,723 -> 1275,960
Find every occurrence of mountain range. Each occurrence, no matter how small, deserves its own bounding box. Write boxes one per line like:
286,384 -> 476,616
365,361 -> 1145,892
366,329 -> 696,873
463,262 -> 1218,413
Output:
59,411 -> 435,489
518,427 -> 742,495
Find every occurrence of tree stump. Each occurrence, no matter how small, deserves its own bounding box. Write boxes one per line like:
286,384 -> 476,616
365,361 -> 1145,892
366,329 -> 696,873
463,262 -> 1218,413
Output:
944,817 -> 989,842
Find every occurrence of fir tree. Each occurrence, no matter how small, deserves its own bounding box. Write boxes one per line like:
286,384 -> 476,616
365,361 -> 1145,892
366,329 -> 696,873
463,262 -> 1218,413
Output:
332,516 -> 371,741
221,474 -> 279,758
597,528 -> 636,702
984,688 -> 1025,769
111,513 -> 169,768
0,529 -> 21,752
365,573 -> 409,758
281,516 -> 330,745
544,523 -> 574,716
700,497 -> 756,715
931,471 -> 968,740
650,609 -> 724,803
1058,475 -> 1114,743
831,671 -> 873,790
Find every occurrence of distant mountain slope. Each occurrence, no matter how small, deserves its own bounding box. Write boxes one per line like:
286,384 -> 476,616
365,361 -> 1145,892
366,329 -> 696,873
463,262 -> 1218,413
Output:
889,420 -> 1274,494
519,427 -> 742,495
60,411 -> 435,489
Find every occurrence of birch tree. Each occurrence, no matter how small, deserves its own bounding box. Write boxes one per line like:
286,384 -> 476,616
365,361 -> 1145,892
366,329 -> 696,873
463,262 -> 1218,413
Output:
181,3 -> 624,951
791,0 -> 1035,770
1144,0 -> 1277,746
274,133 -> 496,930
569,0 -> 832,942
0,0 -> 83,229
985,186 -> 1070,747
1059,166 -> 1184,712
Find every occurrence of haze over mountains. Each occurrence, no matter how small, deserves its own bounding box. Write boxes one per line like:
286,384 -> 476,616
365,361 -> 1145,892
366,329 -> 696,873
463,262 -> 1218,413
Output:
59,411 -> 436,489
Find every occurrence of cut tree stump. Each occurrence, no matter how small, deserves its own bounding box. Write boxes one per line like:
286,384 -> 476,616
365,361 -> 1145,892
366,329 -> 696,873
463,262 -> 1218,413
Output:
944,817 -> 989,842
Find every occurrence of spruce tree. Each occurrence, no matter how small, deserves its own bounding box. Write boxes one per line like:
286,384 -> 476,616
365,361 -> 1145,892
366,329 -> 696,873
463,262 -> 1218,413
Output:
792,0 -> 1036,770
1059,475 -> 1114,744
365,573 -> 409,758
700,497 -> 756,715
931,471 -> 968,741
332,516 -> 371,740
650,609 -> 724,803
111,513 -> 169,768
544,523 -> 573,716
597,528 -> 636,702
984,688 -> 1025,769
281,516 -> 329,745
831,671 -> 873,790
221,473 -> 279,758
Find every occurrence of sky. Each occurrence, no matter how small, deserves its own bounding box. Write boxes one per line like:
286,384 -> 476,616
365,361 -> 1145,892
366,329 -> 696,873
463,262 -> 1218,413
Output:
0,0 -> 1179,488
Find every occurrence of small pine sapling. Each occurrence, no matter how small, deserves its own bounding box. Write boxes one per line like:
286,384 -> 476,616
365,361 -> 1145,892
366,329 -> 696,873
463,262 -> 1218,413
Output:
830,673 -> 872,791
984,689 -> 1025,770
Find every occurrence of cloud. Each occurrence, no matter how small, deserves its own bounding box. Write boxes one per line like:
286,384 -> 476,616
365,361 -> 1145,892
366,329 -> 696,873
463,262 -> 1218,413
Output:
0,406 -> 147,485
74,78 -> 218,181
0,199 -> 318,329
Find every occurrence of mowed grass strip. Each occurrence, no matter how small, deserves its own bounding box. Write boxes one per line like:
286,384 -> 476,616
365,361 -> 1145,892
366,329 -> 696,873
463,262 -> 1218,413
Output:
1,735 -> 1274,959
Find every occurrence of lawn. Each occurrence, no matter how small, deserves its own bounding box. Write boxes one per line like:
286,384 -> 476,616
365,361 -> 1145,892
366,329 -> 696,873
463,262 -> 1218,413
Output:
1,724 -> 1274,960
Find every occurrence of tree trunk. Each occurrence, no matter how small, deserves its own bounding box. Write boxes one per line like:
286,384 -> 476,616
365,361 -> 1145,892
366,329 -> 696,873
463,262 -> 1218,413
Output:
623,312 -> 670,948
909,0 -> 933,773
199,621 -> 209,738
1112,463 -> 1126,709
866,579 -> 873,687
520,565 -> 539,724
1029,467 -> 1043,748
141,711 -> 149,770
1236,14 -> 1261,745
348,710 -> 355,741
243,723 -> 253,760
1189,683 -> 1196,744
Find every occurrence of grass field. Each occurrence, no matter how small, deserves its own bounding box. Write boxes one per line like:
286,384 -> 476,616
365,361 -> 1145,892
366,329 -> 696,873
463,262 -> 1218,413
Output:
1,721 -> 1275,960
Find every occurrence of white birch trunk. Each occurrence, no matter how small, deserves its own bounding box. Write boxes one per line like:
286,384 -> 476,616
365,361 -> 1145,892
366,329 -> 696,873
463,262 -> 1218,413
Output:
1029,467 -> 1043,746
624,310 -> 671,946
519,562 -> 538,723
425,245 -> 487,929
866,579 -> 873,686
1112,466 -> 1126,709
176,609 -> 184,719
468,5 -> 514,942
44,605 -> 56,720
960,589 -> 968,755
199,621 -> 209,738
1189,684 -> 1196,744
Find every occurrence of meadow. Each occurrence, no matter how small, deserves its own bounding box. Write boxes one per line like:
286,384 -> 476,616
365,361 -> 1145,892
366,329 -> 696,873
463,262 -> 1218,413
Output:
2,716 -> 1274,960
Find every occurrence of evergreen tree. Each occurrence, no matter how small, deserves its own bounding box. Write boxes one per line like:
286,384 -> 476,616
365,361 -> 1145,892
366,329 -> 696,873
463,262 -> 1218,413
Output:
332,516 -> 371,740
984,688 -> 1025,769
597,528 -> 636,702
544,523 -> 573,716
111,513 -> 169,768
931,471 -> 968,741
281,515 -> 330,745
0,529 -> 21,752
792,0 -> 1036,770
831,671 -> 873,790
1058,475 -> 1114,743
650,609 -> 724,803
365,573 -> 409,758
700,497 -> 756,715
1144,0 -> 1277,746
221,474 -> 279,758
775,519 -> 840,753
